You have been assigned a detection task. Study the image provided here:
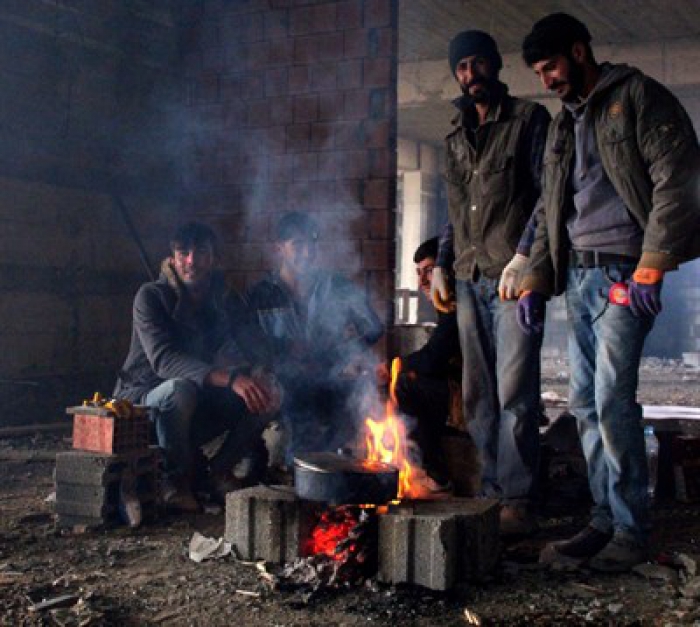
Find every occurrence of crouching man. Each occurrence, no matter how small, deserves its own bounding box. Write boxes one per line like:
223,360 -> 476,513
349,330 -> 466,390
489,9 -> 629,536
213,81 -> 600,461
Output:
377,237 -> 461,489
114,222 -> 276,512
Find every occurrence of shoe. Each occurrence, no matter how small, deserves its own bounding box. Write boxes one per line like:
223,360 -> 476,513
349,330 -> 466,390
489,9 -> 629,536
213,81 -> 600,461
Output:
540,526 -> 613,568
588,532 -> 648,572
499,505 -> 538,536
162,479 -> 200,514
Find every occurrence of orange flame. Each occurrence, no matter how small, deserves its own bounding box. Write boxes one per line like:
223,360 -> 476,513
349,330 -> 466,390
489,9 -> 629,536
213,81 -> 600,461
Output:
305,508 -> 358,560
364,357 -> 414,499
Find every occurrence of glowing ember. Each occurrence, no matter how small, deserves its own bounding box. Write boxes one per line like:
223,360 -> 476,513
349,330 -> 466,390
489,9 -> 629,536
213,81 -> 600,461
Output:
364,357 -> 416,499
305,507 -> 359,560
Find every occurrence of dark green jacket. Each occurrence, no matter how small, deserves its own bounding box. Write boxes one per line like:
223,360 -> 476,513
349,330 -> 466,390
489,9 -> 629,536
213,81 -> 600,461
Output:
522,64 -> 700,296
444,84 -> 550,280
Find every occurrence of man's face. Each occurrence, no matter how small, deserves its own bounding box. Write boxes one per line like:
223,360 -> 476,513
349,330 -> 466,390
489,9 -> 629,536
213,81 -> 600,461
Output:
277,235 -> 317,276
172,241 -> 215,288
532,52 -> 585,102
416,256 -> 435,299
454,54 -> 496,103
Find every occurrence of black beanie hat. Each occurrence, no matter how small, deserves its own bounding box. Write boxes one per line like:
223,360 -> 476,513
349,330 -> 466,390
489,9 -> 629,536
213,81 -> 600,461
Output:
522,13 -> 591,66
448,30 -> 503,76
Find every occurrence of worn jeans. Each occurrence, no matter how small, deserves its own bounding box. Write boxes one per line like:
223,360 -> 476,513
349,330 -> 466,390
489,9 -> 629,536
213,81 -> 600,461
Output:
144,379 -> 266,482
566,264 -> 654,542
456,278 -> 542,503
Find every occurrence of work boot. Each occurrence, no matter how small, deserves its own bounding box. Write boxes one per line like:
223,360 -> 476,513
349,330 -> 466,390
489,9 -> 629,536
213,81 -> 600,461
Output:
499,505 -> 538,537
539,525 -> 613,568
162,478 -> 200,514
589,532 -> 648,573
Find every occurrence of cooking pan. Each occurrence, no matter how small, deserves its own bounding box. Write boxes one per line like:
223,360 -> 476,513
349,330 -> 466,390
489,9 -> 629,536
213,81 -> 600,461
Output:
294,452 -> 399,505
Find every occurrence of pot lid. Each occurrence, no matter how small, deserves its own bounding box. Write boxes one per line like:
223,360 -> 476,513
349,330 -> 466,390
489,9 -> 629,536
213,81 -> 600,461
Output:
293,452 -> 398,475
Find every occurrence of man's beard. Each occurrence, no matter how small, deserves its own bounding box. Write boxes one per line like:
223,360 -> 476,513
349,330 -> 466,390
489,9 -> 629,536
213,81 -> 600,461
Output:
554,55 -> 586,102
461,78 -> 492,104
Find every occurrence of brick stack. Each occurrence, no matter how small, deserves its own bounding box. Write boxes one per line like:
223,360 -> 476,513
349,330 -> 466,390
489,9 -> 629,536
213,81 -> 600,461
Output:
55,404 -> 160,528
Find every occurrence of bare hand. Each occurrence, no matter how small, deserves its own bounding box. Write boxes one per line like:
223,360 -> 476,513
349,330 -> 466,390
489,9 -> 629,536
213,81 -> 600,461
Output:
376,362 -> 390,385
231,375 -> 273,415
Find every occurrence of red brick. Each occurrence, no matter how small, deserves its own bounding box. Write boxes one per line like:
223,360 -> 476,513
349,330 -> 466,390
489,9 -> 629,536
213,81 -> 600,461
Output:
285,124 -> 311,152
317,32 -> 345,60
265,10 -> 289,39
363,179 -> 391,208
344,29 -> 369,58
220,72 -> 264,102
364,0 -> 392,28
369,26 -> 395,57
268,155 -> 296,182
367,208 -> 393,239
246,100 -> 270,127
286,181 -> 313,209
289,6 -> 314,35
222,101 -> 249,134
337,59 -> 363,90
364,119 -> 391,148
293,36 -> 318,64
310,62 -> 338,91
235,243 -> 265,271
369,148 -> 394,178
318,92 -> 345,121
194,74 -> 220,104
335,121 -> 363,149
293,94 -> 318,123
202,46 -> 225,72
344,89 -> 370,120
224,155 -> 268,184
270,97 -> 294,125
293,153 -> 318,181
268,38 -> 295,66
266,126 -> 288,154
312,4 -> 338,33
336,0 -> 363,29
369,87 -> 392,118
265,67 -> 288,97
336,149 -> 369,180
363,57 -> 392,87
246,41 -> 271,70
317,240 -> 362,271
310,122 -> 336,150
288,66 -> 311,94
362,240 -> 391,270
222,12 -> 264,42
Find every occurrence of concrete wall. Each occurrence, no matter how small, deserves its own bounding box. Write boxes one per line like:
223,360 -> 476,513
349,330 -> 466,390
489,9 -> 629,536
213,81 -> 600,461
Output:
0,1 -> 183,426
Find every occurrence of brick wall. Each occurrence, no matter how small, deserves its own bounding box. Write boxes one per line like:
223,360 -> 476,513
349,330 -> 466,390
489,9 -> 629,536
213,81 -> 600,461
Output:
179,0 -> 398,329
0,1 -> 183,426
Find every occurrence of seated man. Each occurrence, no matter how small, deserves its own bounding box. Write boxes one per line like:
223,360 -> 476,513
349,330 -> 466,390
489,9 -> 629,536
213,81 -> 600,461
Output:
377,237 -> 461,487
114,222 -> 276,512
246,212 -> 384,458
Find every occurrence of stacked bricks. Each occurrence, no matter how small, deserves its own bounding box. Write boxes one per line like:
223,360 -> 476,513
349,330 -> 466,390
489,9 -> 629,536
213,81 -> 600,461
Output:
224,485 -> 317,563
54,448 -> 161,528
378,498 -> 500,590
180,0 -> 398,343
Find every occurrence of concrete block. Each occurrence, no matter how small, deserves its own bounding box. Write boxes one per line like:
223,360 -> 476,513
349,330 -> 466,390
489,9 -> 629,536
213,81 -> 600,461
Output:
224,485 -> 315,564
382,498 -> 500,587
378,513 -> 457,591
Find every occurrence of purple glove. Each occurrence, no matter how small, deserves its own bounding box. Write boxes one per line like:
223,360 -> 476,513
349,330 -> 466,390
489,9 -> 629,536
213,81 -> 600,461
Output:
516,291 -> 546,335
628,280 -> 663,317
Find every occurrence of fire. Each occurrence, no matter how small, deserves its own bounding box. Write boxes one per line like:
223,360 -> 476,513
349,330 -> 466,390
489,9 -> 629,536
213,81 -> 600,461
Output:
305,507 -> 359,560
364,357 -> 415,499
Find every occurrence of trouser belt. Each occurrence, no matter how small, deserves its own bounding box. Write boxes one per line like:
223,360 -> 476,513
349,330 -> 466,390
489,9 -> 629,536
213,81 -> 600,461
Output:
569,250 -> 638,268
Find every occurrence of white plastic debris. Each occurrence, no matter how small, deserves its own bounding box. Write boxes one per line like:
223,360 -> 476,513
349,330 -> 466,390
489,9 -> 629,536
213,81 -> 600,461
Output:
188,532 -> 232,563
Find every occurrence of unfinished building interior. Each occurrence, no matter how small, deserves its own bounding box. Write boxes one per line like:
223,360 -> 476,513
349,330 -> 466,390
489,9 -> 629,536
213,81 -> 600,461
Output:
1,0 -> 700,624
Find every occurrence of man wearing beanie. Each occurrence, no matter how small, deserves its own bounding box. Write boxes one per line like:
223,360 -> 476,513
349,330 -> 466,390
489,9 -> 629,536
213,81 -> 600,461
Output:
519,13 -> 700,571
432,30 -> 550,534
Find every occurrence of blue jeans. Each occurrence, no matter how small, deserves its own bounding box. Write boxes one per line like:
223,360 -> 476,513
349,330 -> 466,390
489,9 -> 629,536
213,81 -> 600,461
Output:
566,264 -> 654,542
144,379 -> 265,481
456,278 -> 543,503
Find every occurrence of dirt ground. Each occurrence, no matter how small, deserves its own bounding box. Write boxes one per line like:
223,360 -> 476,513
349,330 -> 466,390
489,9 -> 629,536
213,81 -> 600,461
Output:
1,359 -> 700,626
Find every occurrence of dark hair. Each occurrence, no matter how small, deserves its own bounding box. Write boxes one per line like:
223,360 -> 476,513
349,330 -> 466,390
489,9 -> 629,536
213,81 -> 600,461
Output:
170,221 -> 218,253
522,13 -> 593,66
276,211 -> 319,242
413,237 -> 439,264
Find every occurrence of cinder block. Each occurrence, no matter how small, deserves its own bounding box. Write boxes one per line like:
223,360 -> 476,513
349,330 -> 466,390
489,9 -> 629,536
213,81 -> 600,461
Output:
224,485 -> 315,563
379,513 -> 457,591
381,498 -> 501,588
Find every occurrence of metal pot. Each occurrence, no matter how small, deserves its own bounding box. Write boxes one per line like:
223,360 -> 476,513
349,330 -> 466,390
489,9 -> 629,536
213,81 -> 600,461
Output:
293,452 -> 399,505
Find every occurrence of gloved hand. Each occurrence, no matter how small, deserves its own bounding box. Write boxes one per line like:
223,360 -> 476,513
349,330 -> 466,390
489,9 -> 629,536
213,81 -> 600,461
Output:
430,267 -> 456,313
516,290 -> 546,335
629,268 -> 664,317
498,253 -> 529,301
